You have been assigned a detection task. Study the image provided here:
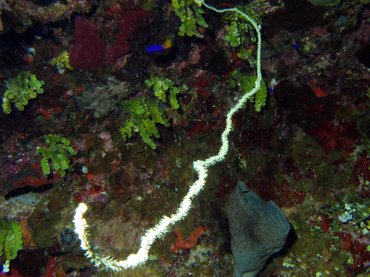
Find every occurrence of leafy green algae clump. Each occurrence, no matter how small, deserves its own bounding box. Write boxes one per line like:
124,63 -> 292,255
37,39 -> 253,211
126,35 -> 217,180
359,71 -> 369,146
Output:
120,97 -> 170,150
223,5 -> 261,66
171,0 -> 209,37
121,76 -> 185,150
50,51 -> 74,73
36,134 -> 77,177
0,220 -> 23,273
2,71 -> 45,115
230,70 -> 267,112
145,76 -> 188,110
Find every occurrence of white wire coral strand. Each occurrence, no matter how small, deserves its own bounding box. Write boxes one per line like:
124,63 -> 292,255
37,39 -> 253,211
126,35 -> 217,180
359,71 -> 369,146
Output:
73,1 -> 262,271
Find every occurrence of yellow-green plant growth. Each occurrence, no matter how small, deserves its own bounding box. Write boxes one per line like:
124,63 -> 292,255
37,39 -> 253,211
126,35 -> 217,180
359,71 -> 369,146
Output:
223,6 -> 261,67
120,97 -> 170,150
2,71 -> 45,115
36,134 -> 76,177
121,77 -> 186,150
229,70 -> 267,112
50,51 -> 74,73
0,220 -> 23,273
145,76 -> 188,110
171,0 -> 209,37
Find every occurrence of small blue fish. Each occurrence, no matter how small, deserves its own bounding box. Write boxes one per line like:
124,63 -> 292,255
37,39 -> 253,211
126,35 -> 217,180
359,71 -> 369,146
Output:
146,38 -> 173,53
293,40 -> 300,51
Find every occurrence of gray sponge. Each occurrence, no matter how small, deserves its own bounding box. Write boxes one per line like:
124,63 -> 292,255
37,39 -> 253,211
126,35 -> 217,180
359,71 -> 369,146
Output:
227,181 -> 290,277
